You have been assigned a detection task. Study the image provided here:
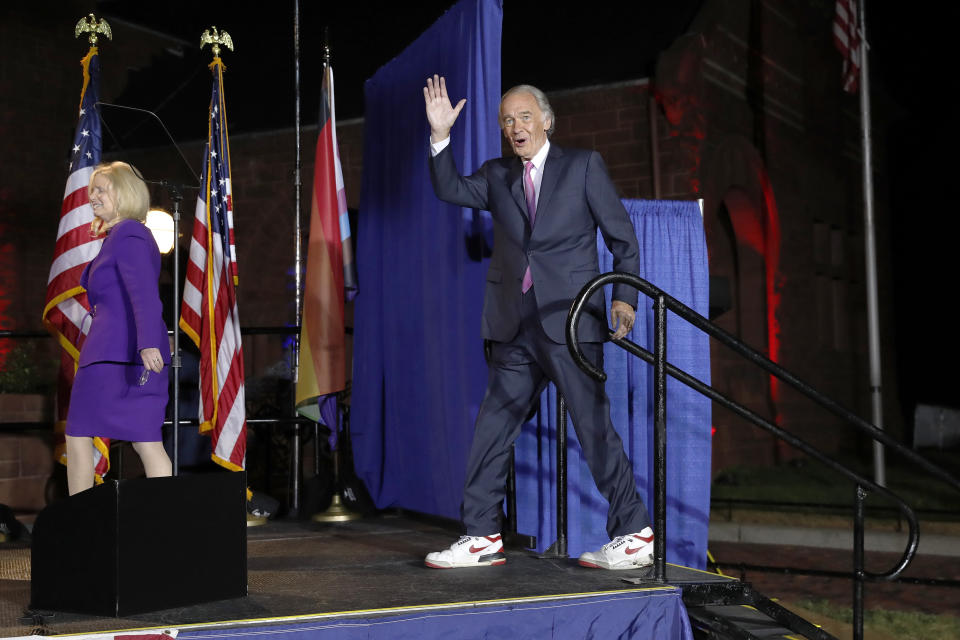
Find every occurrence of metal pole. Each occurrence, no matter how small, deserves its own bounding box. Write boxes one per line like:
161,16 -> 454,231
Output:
289,0 -> 304,514
653,294 -> 667,582
506,446 -> 518,536
170,188 -> 183,476
292,6 -> 303,381
313,423 -> 321,476
556,394 -> 568,557
853,485 -> 866,640
858,0 -> 885,486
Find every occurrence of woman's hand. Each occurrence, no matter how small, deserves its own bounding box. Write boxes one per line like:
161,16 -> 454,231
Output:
140,347 -> 164,373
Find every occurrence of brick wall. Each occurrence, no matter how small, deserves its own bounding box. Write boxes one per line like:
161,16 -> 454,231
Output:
668,0 -> 900,470
0,394 -> 53,510
549,81 -> 656,199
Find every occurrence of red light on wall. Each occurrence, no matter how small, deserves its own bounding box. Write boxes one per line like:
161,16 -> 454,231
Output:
0,221 -> 15,367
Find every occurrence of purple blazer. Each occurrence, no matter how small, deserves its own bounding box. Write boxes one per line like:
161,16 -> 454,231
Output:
78,219 -> 170,367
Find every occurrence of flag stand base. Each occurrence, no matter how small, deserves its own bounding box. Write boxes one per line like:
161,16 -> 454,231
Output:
247,513 -> 268,527
312,445 -> 360,523
312,493 -> 360,522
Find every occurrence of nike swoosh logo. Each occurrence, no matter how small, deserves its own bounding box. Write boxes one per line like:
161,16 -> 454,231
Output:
624,534 -> 654,554
468,535 -> 501,553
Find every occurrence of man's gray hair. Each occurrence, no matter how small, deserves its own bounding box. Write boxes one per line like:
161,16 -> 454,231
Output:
501,84 -> 555,136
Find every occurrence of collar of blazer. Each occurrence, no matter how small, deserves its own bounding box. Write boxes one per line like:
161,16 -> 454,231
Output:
508,144 -> 564,230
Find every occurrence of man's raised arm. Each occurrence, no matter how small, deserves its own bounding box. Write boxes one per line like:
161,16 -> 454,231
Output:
423,74 -> 466,144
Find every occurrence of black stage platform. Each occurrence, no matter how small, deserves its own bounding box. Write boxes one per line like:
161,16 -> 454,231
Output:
0,512 -> 734,637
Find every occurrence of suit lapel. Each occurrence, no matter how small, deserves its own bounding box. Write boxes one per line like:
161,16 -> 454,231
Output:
534,144 -> 563,229
509,159 -> 527,220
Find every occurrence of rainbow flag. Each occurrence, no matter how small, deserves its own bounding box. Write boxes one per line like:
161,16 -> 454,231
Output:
295,64 -> 356,423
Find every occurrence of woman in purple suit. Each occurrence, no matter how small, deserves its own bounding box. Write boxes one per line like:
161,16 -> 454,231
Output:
65,161 -> 172,495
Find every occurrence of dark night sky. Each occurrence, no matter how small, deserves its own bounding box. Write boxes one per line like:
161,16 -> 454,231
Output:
870,4 -> 959,412
94,0 -> 957,415
96,0 -> 702,143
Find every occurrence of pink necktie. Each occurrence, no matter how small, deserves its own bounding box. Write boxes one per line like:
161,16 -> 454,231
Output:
521,161 -> 536,293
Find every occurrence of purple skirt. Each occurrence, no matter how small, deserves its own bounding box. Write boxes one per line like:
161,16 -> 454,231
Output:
66,362 -> 169,442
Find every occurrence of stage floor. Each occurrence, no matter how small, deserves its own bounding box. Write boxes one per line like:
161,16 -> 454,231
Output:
0,512 -> 730,637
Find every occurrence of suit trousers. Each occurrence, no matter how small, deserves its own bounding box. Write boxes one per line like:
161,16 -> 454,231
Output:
462,289 -> 651,539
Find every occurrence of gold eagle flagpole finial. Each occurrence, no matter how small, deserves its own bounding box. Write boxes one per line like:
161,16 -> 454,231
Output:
74,13 -> 112,45
201,26 -> 234,59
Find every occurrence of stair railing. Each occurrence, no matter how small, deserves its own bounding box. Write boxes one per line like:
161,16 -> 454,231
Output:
566,272 -> 960,640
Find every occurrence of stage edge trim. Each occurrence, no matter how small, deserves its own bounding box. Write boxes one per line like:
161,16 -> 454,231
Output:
666,561 -> 739,579
45,586 -> 681,637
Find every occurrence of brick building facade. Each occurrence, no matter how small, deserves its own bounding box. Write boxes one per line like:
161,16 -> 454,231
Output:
1,1 -> 899,481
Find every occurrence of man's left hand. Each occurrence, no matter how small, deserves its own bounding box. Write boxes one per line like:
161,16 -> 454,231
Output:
610,301 -> 635,341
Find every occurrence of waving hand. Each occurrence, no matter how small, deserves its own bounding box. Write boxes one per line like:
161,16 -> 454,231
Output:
423,75 -> 466,143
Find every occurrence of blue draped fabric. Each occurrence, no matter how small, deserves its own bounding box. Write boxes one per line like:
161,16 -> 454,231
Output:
180,590 -> 693,640
351,0 -> 502,519
350,0 -> 711,566
514,199 -> 712,568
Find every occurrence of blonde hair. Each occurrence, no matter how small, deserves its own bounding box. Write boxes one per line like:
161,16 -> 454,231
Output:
89,161 -> 150,236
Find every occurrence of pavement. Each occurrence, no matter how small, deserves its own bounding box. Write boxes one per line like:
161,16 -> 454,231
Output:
707,520 -> 960,617
710,520 -> 960,557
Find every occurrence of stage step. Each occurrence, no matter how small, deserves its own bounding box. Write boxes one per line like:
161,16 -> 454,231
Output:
687,603 -> 829,639
682,582 -> 835,640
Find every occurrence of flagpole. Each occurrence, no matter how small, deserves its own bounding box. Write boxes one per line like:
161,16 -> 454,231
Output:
190,27 -> 251,497
47,16 -> 113,484
310,32 -> 360,524
857,0 -> 885,487
293,0 -> 303,385
291,0 -> 304,515
170,186 -> 182,476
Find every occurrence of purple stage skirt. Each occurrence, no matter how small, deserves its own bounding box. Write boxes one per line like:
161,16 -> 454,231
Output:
66,361 -> 169,442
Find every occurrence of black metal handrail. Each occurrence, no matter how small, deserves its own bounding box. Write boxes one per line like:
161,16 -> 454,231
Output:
566,272 -> 960,637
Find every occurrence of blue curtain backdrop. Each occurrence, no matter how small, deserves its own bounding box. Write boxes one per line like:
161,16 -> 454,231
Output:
351,0 -> 502,519
351,1 -> 712,567
513,199 -> 712,567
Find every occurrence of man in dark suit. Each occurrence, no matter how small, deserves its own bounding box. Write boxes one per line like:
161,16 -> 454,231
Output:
423,76 -> 653,570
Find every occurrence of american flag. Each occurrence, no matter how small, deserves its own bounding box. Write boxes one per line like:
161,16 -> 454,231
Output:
833,0 -> 860,93
179,56 -> 246,470
41,46 -> 110,479
294,64 -> 357,427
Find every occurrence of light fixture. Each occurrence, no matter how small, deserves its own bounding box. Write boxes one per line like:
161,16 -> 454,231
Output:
146,209 -> 175,254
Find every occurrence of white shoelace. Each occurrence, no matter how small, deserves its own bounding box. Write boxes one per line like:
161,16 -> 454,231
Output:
602,535 -> 628,551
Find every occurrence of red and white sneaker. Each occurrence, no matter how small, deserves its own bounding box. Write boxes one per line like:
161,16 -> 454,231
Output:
578,527 -> 654,570
424,534 -> 505,569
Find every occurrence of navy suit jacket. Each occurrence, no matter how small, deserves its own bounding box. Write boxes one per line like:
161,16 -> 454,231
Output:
78,218 -> 170,367
430,143 -> 640,344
